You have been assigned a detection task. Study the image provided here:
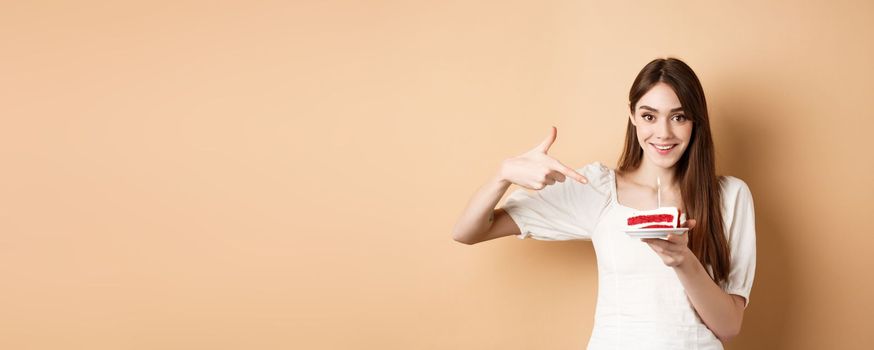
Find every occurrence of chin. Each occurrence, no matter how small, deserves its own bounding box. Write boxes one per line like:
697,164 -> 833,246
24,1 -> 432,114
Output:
646,154 -> 680,169
659,161 -> 679,169
655,161 -> 678,169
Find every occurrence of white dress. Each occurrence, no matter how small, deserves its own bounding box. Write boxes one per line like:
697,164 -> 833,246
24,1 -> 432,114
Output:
502,162 -> 757,350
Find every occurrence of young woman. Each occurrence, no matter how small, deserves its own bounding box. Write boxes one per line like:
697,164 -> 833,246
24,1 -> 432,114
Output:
451,57 -> 756,349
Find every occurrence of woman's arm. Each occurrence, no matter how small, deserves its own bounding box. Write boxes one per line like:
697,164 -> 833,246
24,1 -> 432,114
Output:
641,220 -> 746,342
451,127 -> 588,245
451,172 -> 519,245
672,251 -> 746,342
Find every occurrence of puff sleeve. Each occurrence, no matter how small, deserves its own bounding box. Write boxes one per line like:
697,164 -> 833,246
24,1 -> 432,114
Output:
501,162 -> 612,241
719,177 -> 758,308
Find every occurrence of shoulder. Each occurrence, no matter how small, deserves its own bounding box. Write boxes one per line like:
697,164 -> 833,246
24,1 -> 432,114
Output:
572,161 -> 613,196
718,176 -> 757,246
720,175 -> 753,199
719,176 -> 755,216
574,161 -> 610,177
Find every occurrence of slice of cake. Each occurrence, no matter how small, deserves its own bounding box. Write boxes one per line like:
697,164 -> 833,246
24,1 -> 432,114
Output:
626,207 -> 686,229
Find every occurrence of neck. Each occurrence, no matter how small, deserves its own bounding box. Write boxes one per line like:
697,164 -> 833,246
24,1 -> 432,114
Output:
631,160 -> 678,190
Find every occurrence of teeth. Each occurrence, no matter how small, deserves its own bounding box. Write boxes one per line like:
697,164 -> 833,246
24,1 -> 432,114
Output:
653,144 -> 675,150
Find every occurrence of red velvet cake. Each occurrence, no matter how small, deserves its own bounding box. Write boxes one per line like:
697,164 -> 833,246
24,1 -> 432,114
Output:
626,207 -> 685,229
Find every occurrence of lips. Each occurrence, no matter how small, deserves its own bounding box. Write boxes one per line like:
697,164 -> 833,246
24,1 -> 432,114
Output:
650,143 -> 677,154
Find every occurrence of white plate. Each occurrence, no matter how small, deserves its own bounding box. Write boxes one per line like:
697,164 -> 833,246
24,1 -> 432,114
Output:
625,227 -> 689,239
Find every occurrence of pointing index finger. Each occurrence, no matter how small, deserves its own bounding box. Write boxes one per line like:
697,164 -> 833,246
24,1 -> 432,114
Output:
552,160 -> 588,184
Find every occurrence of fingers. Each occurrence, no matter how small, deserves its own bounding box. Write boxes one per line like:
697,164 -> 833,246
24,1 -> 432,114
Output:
551,160 -> 588,184
535,126 -> 557,154
682,219 -> 697,230
531,126 -> 589,185
643,234 -> 689,268
643,234 -> 686,245
530,126 -> 591,185
530,171 -> 559,190
567,168 -> 589,184
543,174 -> 557,186
641,238 -> 667,245
546,171 -> 566,183
665,233 -> 687,244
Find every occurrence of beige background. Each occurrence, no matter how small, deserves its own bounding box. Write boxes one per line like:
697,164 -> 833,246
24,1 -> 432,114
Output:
2,1 -> 873,349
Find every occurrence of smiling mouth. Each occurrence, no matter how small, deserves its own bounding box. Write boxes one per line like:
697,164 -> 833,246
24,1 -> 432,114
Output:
650,143 -> 677,153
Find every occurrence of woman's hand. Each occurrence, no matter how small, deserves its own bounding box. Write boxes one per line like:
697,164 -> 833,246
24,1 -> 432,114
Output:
499,126 -> 588,190
641,219 -> 697,268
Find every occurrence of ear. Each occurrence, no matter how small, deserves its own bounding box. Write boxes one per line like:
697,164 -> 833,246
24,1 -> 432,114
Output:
628,113 -> 637,127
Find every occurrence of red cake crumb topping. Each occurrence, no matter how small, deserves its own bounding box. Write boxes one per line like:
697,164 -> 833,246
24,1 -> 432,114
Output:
627,214 -> 675,226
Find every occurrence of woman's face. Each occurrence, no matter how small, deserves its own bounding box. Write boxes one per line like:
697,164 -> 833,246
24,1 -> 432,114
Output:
629,82 -> 694,169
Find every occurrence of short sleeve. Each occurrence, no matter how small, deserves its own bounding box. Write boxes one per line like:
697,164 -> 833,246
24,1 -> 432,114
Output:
719,177 -> 757,309
501,162 -> 612,241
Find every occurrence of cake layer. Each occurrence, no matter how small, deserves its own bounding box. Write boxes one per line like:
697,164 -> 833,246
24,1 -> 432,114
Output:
628,214 -> 676,226
626,207 -> 683,229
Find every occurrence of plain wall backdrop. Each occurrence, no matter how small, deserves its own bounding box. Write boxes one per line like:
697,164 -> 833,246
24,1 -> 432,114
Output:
2,1 -> 873,349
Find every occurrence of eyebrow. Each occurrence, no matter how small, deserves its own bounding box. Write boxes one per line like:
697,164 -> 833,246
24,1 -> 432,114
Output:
638,105 -> 684,112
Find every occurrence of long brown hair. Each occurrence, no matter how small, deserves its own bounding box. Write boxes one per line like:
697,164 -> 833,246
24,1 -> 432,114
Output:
617,57 -> 730,284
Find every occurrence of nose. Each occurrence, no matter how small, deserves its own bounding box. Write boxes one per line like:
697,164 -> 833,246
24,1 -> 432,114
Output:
655,118 -> 674,140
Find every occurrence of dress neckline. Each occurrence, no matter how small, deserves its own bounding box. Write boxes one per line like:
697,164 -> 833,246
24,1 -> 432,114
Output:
608,168 -> 652,212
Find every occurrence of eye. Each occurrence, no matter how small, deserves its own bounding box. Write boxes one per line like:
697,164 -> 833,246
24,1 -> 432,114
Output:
642,114 -> 654,121
672,114 -> 687,122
